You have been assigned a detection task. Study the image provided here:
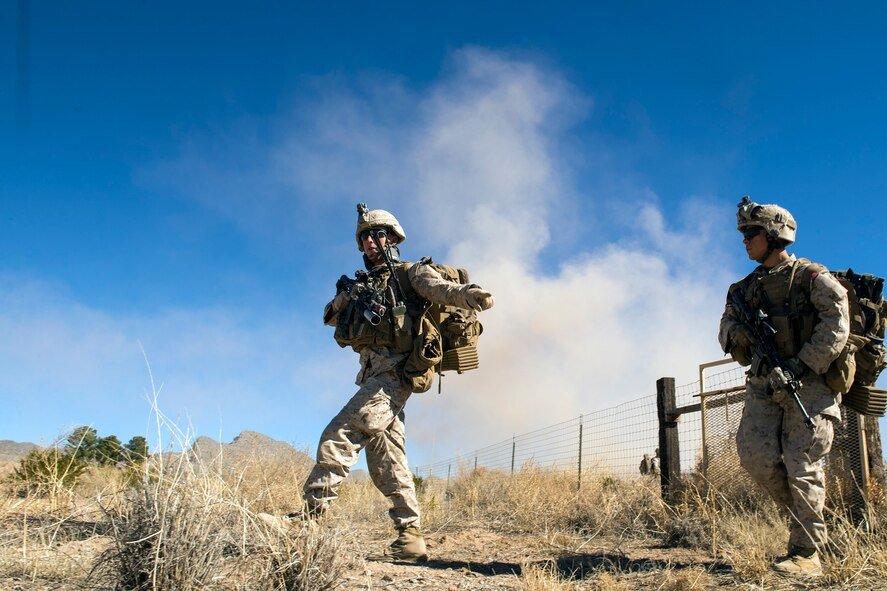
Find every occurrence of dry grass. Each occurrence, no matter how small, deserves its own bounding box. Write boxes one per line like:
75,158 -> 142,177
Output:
1,414 -> 885,590
82,410 -> 352,591
520,560 -> 577,590
417,463 -> 668,539
0,405 -> 352,590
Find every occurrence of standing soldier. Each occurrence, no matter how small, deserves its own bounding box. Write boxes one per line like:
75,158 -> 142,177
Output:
719,197 -> 849,576
289,206 -> 494,563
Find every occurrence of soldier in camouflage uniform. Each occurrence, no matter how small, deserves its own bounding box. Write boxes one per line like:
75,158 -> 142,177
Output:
719,197 -> 849,577
300,208 -> 494,563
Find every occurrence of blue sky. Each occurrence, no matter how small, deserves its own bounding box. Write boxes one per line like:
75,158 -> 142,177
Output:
1,1 -> 885,465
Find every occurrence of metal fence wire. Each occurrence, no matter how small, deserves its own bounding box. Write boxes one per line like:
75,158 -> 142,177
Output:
417,359 -> 873,513
414,395 -> 660,483
697,363 -> 869,511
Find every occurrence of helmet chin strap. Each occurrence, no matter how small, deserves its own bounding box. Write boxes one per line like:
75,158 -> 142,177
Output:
757,236 -> 781,265
363,242 -> 401,270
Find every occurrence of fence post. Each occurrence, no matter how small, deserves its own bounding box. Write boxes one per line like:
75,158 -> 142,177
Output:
474,456 -> 477,473
848,409 -> 870,520
865,415 -> 884,485
446,463 -> 451,494
577,414 -> 583,490
511,436 -> 516,475
657,377 -> 682,503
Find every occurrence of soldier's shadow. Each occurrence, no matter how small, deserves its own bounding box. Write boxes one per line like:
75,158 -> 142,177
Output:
421,553 -> 732,579
421,558 -> 521,576
551,553 -> 732,579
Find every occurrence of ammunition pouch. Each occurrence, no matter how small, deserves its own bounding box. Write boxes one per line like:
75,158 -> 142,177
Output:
824,333 -> 865,394
402,315 -> 443,393
855,339 -> 886,386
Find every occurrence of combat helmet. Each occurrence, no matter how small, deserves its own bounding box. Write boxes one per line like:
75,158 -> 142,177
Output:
355,208 -> 407,252
736,196 -> 797,245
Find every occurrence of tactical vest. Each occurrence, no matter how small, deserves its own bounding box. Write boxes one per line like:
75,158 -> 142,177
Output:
332,258 -> 483,393
333,265 -> 419,354
741,258 -> 823,361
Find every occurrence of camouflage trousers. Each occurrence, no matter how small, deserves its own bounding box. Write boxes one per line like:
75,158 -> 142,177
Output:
303,370 -> 420,529
736,375 -> 835,550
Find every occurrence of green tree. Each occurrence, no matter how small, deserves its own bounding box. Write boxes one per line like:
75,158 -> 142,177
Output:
12,447 -> 88,493
66,425 -> 99,461
95,435 -> 124,465
124,436 -> 149,462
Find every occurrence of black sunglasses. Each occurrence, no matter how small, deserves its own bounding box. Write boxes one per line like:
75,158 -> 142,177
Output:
741,226 -> 764,240
359,228 -> 388,242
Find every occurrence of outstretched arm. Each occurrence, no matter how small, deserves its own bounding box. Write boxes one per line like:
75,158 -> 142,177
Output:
407,263 -> 495,312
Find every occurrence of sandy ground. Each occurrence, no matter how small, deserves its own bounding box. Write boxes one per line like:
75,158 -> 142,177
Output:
1,520 -> 882,590
352,526 -> 729,591
0,524 -> 722,591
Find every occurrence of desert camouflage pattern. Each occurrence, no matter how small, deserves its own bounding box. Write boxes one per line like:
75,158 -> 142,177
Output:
736,196 -> 798,244
719,257 -> 850,419
305,261 -> 493,529
355,209 -> 407,251
736,374 -> 835,550
720,255 -> 849,551
303,367 -> 419,528
406,261 -> 492,310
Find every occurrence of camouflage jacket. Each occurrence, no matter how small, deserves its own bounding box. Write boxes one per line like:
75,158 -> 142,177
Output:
719,255 -> 850,375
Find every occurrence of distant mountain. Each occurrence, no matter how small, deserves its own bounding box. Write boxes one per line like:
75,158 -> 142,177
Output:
187,430 -> 312,470
0,440 -> 39,462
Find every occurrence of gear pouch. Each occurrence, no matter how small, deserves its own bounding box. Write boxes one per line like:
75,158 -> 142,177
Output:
824,333 -> 865,394
403,316 -> 442,393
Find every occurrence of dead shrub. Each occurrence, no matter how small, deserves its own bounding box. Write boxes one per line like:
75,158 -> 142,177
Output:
90,453 -> 349,591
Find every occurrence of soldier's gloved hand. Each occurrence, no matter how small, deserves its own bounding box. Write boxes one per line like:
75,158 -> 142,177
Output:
769,366 -> 792,407
331,290 -> 350,312
323,290 -> 350,325
460,285 -> 495,312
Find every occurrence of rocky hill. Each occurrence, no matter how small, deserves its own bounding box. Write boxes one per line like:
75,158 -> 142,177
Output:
187,430 -> 313,471
0,440 -> 39,462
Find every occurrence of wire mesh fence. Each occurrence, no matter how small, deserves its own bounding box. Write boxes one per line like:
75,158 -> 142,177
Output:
698,361 -> 870,512
413,395 -> 660,483
417,359 -> 876,514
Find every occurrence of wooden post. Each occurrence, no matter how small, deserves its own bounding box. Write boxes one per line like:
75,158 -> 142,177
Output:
657,377 -> 682,503
864,415 -> 884,486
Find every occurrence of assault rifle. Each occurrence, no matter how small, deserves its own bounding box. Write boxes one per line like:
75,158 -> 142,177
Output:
336,272 -> 387,326
730,287 -> 815,429
357,202 -> 407,320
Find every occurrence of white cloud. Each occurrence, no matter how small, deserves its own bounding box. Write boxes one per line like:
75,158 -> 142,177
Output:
255,48 -> 738,460
9,47 -> 749,465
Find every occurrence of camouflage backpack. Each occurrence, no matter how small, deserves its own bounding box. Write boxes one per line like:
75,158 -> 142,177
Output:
396,258 -> 484,393
827,269 -> 886,416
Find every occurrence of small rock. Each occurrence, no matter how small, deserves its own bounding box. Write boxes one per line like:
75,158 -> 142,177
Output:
382,574 -> 394,582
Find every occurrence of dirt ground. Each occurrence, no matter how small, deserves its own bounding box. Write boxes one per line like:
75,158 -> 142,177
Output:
0,520 -> 881,590
351,526 -> 726,591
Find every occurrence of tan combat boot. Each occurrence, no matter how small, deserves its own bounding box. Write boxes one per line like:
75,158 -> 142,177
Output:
366,526 -> 428,564
771,548 -> 822,577
256,505 -> 321,534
